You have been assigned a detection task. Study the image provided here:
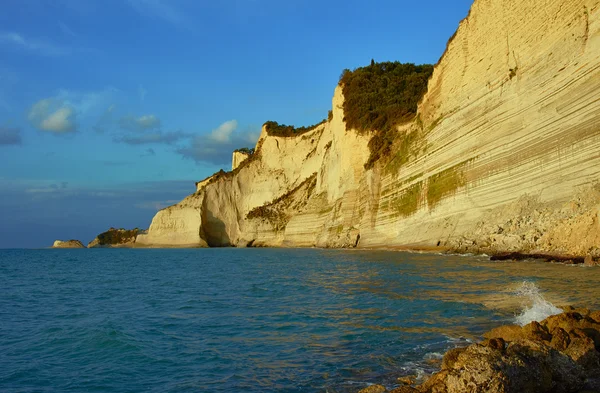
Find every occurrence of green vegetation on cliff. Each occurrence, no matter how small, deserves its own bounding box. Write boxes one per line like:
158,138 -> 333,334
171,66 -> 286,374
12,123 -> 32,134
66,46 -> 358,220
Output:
246,174 -> 317,230
234,147 -> 255,155
339,61 -> 433,169
93,228 -> 139,246
264,120 -> 326,138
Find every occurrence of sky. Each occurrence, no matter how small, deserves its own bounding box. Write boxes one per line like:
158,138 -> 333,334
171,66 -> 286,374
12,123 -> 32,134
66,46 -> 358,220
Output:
0,0 -> 473,248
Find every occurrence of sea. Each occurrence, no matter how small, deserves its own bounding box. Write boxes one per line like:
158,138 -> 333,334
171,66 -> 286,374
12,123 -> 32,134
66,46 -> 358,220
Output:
1,248 -> 599,393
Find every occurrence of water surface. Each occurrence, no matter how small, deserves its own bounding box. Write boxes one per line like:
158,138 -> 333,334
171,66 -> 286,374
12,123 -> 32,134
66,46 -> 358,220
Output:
1,248 -> 598,392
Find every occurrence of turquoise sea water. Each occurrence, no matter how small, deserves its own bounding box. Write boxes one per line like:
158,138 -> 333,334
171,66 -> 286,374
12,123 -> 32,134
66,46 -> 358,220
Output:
1,248 -> 600,393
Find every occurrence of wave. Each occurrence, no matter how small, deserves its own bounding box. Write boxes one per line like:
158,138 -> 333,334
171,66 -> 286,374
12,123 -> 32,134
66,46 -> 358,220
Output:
513,281 -> 562,326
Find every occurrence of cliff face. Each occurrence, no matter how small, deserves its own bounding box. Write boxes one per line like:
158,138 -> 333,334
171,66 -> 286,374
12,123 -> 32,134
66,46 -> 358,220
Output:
232,151 -> 250,171
141,0 -> 600,256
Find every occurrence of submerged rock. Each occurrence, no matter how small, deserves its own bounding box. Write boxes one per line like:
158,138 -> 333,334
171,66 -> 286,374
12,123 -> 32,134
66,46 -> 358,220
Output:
51,239 -> 85,248
359,311 -> 600,393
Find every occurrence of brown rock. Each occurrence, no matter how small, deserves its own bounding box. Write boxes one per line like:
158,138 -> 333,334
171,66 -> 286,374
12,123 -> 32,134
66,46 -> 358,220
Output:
418,370 -> 449,393
445,339 -> 583,393
589,310 -> 600,324
483,324 -> 523,342
483,337 -> 506,351
397,376 -> 415,385
358,385 -> 387,393
549,327 -> 571,351
441,347 -> 467,370
564,328 -> 600,372
522,320 -> 552,342
584,255 -> 597,266
389,387 -> 418,393
543,312 -> 600,347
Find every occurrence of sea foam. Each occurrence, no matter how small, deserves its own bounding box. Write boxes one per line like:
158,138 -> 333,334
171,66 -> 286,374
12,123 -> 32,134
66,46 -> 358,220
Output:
514,281 -> 562,326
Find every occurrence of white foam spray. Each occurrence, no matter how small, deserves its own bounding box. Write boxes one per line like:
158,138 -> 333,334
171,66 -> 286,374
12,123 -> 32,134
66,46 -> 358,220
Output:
513,281 -> 562,326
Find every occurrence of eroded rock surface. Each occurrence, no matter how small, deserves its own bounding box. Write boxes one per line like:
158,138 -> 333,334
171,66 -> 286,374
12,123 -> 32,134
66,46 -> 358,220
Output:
362,311 -> 600,393
140,0 -> 600,255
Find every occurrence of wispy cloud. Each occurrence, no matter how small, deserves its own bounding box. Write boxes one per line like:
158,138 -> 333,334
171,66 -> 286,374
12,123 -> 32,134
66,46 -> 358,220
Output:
127,0 -> 191,30
138,85 -> 147,102
58,21 -> 78,38
0,126 -> 22,146
119,114 -> 161,131
0,32 -> 69,56
93,104 -> 117,133
177,120 -> 260,166
135,199 -> 181,211
116,130 -> 189,145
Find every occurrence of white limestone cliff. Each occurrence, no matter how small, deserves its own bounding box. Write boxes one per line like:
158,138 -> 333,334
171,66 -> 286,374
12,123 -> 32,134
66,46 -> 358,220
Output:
139,0 -> 600,256
232,151 -> 250,171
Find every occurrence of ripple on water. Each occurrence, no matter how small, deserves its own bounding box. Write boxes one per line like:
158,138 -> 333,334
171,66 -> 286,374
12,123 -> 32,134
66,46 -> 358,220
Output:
1,248 -> 599,393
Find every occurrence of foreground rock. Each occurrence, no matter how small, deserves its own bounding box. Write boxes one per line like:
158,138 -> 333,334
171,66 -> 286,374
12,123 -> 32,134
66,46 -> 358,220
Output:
359,309 -> 600,393
87,228 -> 140,248
51,239 -> 85,248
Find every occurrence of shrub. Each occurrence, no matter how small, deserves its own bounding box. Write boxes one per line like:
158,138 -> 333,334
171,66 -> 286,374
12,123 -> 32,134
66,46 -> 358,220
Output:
234,147 -> 255,155
96,228 -> 139,245
264,120 -> 326,138
338,61 -> 434,169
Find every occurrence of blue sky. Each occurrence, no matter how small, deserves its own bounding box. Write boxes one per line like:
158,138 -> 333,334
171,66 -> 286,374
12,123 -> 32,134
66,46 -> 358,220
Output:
0,0 -> 473,248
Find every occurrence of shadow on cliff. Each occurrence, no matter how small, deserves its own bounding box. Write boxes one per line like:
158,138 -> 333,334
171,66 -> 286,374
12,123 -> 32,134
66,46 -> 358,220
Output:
201,209 -> 232,247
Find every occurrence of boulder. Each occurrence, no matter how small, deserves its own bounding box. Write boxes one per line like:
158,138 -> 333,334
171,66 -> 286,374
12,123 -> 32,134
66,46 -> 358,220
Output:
358,385 -> 387,393
360,310 -> 600,393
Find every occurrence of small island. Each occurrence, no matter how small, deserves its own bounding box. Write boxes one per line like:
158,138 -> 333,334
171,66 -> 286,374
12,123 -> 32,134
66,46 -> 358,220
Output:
51,240 -> 85,249
87,227 -> 141,248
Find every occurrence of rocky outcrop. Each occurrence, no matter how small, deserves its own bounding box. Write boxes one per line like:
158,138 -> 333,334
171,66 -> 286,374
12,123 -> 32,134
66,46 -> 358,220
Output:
51,239 -> 85,248
140,0 -> 600,256
232,150 -> 251,171
135,193 -> 208,248
359,309 -> 600,393
88,227 -> 140,248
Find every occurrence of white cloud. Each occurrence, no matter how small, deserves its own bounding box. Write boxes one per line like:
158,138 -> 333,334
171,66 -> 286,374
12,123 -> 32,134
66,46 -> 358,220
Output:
209,120 -> 238,143
28,98 -> 76,133
120,114 -> 162,131
42,107 -> 76,133
178,120 -> 260,166
0,32 -> 68,56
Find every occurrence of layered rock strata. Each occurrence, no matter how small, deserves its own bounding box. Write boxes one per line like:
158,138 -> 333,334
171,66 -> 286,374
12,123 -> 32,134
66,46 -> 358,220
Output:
140,0 -> 600,256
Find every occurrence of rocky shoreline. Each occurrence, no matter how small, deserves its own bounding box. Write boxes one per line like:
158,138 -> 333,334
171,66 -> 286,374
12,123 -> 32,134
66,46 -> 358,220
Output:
47,234 -> 600,267
358,308 -> 600,393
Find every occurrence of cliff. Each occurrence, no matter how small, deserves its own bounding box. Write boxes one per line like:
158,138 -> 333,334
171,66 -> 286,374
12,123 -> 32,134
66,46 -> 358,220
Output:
140,0 -> 600,256
232,150 -> 251,171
